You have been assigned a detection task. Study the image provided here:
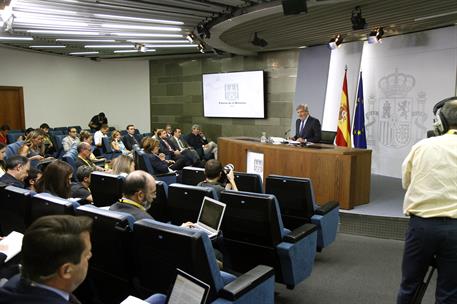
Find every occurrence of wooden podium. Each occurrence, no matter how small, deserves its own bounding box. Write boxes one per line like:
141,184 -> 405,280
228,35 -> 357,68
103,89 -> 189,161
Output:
218,137 -> 372,210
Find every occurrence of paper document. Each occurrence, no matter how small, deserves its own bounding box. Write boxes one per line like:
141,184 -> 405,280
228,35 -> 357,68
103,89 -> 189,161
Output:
120,296 -> 148,304
0,231 -> 24,262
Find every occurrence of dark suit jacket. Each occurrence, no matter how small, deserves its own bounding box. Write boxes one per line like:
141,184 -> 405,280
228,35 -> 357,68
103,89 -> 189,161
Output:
168,136 -> 190,151
109,201 -> 153,222
159,139 -> 175,160
0,275 -> 72,304
122,134 -> 138,151
294,116 -> 322,143
0,173 -> 25,188
143,152 -> 170,174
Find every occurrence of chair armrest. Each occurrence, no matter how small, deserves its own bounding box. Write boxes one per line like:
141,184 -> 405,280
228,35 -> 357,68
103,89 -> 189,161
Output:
315,201 -> 339,215
283,223 -> 317,243
219,265 -> 274,301
153,172 -> 176,178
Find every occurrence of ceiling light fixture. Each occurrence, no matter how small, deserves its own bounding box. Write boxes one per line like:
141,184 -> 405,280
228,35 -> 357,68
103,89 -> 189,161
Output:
13,6 -> 77,15
56,39 -> 116,42
29,45 -> 66,48
251,32 -> 268,47
351,6 -> 367,30
328,34 -> 344,50
14,17 -> 88,27
197,43 -> 205,53
101,23 -> 181,32
414,10 -> 457,22
186,33 -> 195,43
144,44 -> 197,48
112,32 -> 182,38
85,44 -> 134,48
114,49 -> 138,53
69,51 -> 99,55
0,36 -> 33,40
94,14 -> 183,25
127,39 -> 189,43
367,27 -> 384,44
27,30 -> 99,35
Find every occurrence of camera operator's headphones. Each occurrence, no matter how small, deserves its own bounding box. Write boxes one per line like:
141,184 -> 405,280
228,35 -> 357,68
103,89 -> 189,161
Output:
433,96 -> 457,135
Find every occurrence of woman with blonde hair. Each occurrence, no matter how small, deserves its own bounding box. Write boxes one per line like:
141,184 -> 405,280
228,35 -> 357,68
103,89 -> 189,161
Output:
111,154 -> 135,176
111,130 -> 131,155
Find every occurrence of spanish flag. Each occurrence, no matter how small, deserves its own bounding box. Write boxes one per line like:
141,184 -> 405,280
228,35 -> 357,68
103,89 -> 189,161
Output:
335,68 -> 351,147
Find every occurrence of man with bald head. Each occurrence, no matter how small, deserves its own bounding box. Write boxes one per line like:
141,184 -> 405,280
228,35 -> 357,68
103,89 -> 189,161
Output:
109,170 -> 157,221
293,104 -> 321,143
75,142 -> 104,171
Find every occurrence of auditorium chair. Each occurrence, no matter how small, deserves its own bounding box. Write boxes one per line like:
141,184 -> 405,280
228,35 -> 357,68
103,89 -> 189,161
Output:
6,132 -> 23,144
53,127 -> 68,134
29,193 -> 80,225
52,134 -> 66,158
167,183 -> 216,226
137,150 -> 177,185
147,181 -> 169,223
0,184 -> 33,234
319,131 -> 337,145
90,171 -> 125,207
62,149 -> 78,181
181,166 -> 205,185
48,129 -> 65,136
75,205 -> 135,304
220,190 -> 317,289
234,171 -> 263,193
131,219 -> 275,303
265,175 -> 339,251
4,141 -> 24,160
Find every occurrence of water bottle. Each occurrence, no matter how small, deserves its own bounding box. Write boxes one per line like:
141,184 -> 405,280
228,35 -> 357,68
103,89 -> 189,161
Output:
260,132 -> 267,143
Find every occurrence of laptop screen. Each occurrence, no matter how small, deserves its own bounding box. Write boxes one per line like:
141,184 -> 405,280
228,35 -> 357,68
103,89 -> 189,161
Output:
167,269 -> 210,304
198,197 -> 225,231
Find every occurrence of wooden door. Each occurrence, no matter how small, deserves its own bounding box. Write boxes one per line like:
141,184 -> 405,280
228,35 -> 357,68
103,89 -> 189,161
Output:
0,86 -> 25,130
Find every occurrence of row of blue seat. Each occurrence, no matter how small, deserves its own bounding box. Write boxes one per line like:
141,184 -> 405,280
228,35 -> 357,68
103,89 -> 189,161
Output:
0,183 -> 276,303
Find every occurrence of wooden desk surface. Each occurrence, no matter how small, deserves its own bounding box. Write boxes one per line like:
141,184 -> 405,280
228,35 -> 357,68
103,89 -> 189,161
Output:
218,137 -> 372,209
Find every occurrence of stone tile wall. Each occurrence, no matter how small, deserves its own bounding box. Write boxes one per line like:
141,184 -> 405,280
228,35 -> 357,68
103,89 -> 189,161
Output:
149,49 -> 299,141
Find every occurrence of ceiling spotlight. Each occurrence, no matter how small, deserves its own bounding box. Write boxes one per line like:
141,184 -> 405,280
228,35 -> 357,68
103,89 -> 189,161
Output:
328,34 -> 344,50
367,27 -> 384,44
197,43 -> 205,53
134,43 -> 147,52
351,6 -> 367,30
186,33 -> 195,43
196,23 -> 210,39
251,32 -> 268,47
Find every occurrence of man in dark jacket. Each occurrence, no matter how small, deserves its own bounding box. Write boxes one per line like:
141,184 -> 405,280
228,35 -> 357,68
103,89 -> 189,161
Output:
0,215 -> 93,304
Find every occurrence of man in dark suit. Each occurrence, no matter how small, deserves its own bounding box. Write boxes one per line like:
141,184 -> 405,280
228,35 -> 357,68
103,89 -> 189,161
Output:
0,155 -> 30,188
122,124 -> 139,151
293,104 -> 322,143
0,215 -> 93,304
168,128 -> 201,166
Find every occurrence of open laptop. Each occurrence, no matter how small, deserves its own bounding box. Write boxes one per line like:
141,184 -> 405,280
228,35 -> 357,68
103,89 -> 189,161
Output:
192,196 -> 226,239
166,269 -> 210,304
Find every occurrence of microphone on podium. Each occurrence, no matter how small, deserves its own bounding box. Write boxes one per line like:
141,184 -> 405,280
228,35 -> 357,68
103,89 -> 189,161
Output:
284,129 -> 291,138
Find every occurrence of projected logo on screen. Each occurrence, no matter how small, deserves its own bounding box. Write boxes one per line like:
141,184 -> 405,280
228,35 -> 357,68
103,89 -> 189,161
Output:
224,83 -> 239,101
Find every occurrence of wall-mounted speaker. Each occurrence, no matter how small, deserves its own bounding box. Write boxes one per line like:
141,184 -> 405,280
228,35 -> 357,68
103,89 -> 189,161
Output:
282,0 -> 307,15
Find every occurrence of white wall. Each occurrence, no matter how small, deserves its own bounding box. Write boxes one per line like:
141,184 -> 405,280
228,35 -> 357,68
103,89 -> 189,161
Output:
0,47 -> 150,133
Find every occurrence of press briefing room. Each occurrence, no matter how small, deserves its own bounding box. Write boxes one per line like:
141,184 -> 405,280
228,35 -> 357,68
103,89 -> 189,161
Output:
1,0 -> 457,303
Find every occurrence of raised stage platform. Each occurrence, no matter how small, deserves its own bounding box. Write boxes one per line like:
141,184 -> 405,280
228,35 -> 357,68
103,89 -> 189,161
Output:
339,174 -> 408,240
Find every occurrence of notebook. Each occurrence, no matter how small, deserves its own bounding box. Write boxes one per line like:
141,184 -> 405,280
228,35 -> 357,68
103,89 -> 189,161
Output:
192,196 -> 226,239
166,269 -> 210,304
0,231 -> 24,262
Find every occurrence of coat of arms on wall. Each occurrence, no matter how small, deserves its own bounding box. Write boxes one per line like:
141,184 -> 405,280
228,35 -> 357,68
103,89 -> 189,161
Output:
365,69 -> 427,149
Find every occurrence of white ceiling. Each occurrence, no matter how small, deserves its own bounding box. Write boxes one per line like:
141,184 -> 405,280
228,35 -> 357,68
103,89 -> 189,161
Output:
1,0 -> 457,60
